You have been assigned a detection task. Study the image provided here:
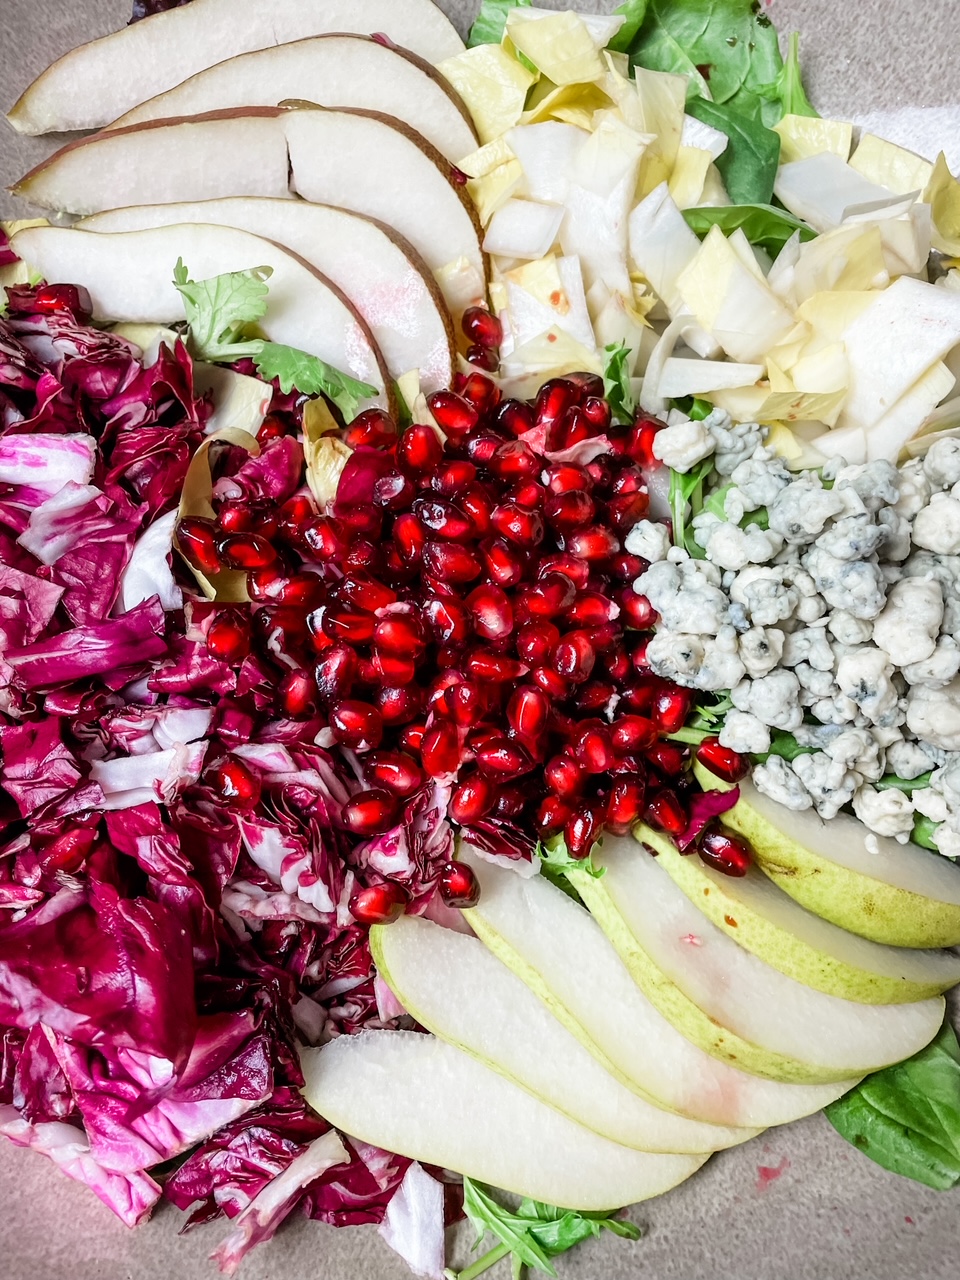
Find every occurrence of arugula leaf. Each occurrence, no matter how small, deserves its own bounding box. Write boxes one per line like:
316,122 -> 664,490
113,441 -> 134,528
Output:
603,342 -> 636,424
668,458 -> 714,557
457,1179 -> 641,1280
253,344 -> 377,421
172,257 -> 270,362
825,1022 -> 960,1191
682,203 -> 816,255
755,31 -> 818,121
467,0 -> 531,47
876,772 -> 933,795
623,0 -> 783,105
608,0 -> 650,53
686,93 -> 781,205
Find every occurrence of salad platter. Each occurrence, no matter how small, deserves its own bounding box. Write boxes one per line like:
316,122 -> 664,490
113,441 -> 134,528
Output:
1,1 -> 960,1279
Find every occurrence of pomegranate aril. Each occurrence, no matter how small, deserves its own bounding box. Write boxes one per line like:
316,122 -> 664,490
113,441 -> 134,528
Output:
462,305 -> 502,349
439,861 -> 482,908
208,757 -> 261,808
506,685 -> 550,741
699,827 -> 752,877
552,631 -> 595,683
206,612 -> 251,663
461,372 -> 501,414
398,423 -> 443,473
609,552 -> 645,583
489,440 -> 539,483
545,489 -> 596,531
465,650 -> 526,683
606,777 -> 646,835
606,492 -> 650,533
458,485 -> 493,535
466,433 -> 505,466
176,516 -> 222,574
414,497 -> 476,541
216,532 -> 277,570
647,740 -> 687,777
560,407 -> 592,449
373,650 -> 418,685
652,686 -> 693,734
444,681 -> 485,727
278,494 -> 316,540
510,481 -> 546,511
422,721 -> 462,777
422,541 -> 482,585
575,724 -> 614,774
604,645 -> 632,683
575,680 -> 617,713
535,379 -> 579,444
563,526 -> 620,561
374,471 -> 416,510
427,671 -> 464,715
565,805 -> 602,859
315,644 -> 358,702
481,537 -> 526,588
544,753 -> 584,800
626,416 -> 664,465
645,788 -> 687,836
302,516 -> 345,560
217,499 -> 260,533
476,739 -> 532,778
520,573 -> 576,618
496,399 -> 536,438
279,668 -> 317,718
33,283 -> 91,316
631,638 -> 653,673
537,794 -> 573,836
493,784 -> 526,818
349,881 -> 409,924
696,737 -> 750,784
343,408 -> 398,450
433,461 -> 477,496
330,700 -> 384,751
399,719 -> 427,752
583,396 -> 612,431
345,539 -> 379,573
532,665 -> 571,700
611,714 -> 657,754
544,463 -> 592,495
427,391 -> 479,442
516,620 -> 561,666
449,775 -> 494,824
256,412 -> 288,445
379,686 -> 423,726
342,790 -> 399,834
491,501 -> 544,548
322,608 -> 376,645
374,614 -> 425,656
365,751 -> 425,796
337,502 -> 383,540
393,512 -> 426,565
424,596 -> 473,647
566,590 -> 619,628
467,583 -> 514,641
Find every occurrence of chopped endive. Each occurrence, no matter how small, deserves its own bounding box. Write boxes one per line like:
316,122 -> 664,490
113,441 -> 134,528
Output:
302,398 -> 351,508
633,67 -> 686,197
507,120 -> 588,203
176,428 -> 260,602
521,79 -> 612,130
504,253 -> 596,350
499,326 -> 603,398
773,114 -> 853,165
437,43 -> 537,144
483,198 -> 564,260
862,361 -> 955,462
457,135 -> 518,180
709,384 -> 845,428
657,358 -> 765,399
505,9 -> 608,86
774,153 -> 904,233
628,181 -> 701,311
669,145 -> 713,210
467,158 -> 524,224
850,133 -> 934,197
924,152 -> 960,256
791,222 -> 890,303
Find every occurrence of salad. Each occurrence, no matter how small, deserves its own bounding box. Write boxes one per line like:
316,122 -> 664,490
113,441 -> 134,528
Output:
1,0 -> 960,1278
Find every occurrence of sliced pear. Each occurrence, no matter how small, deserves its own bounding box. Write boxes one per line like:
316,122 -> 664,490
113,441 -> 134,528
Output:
637,824 -> 960,1003
571,836 -> 944,1085
8,0 -> 465,134
371,914 -> 755,1154
109,35 -> 477,164
300,1031 -> 707,1210
79,199 -> 455,393
14,108 -> 486,318
459,847 -> 857,1129
10,223 -> 391,413
695,765 -> 960,948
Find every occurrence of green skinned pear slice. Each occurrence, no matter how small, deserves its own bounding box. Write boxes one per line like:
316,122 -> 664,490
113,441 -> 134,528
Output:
371,914 -> 756,1154
458,846 -> 857,1129
694,764 -> 960,948
300,1031 -> 707,1211
637,823 -> 960,1003
571,836 -> 945,1084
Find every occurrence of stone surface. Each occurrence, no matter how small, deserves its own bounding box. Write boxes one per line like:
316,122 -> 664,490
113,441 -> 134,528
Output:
1,2 -> 959,1278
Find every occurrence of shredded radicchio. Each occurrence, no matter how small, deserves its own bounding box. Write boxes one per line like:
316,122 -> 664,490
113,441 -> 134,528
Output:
0,282 -> 457,1270
677,785 -> 741,850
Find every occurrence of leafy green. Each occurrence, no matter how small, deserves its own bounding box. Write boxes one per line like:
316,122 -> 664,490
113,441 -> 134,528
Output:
669,395 -> 713,419
755,31 -> 818,120
540,836 -> 604,879
253,344 -> 376,421
608,0 -> 651,53
825,1022 -> 960,1191
173,261 -> 376,420
173,257 -> 270,362
912,815 -> 941,852
702,482 -> 769,530
683,202 -> 816,255
456,1179 -> 641,1280
754,731 -> 816,764
668,457 -> 714,557
466,0 -> 531,47
686,93 -> 781,205
876,772 -> 933,795
603,342 -> 636,424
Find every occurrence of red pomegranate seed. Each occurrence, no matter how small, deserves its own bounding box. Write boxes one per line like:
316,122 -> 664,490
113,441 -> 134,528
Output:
279,668 -> 317,719
374,471 -> 416,510
535,379 -> 579,444
393,512 -> 427,565
278,494 -> 316,539
458,485 -> 493,535
652,686 -> 693,734
207,612 -> 251,663
506,685 -> 550,741
645,789 -> 687,836
565,372 -> 604,399
696,737 -> 750,784
537,794 -> 573,836
176,516 -> 222,574
315,644 -> 358,702
566,590 -> 620,628
322,608 -> 376,645
449,775 -> 494,824
256,413 -> 288,445
373,651 -> 417,685
344,408 -> 398,450
493,784 -> 526,818
349,881 -> 409,924
444,681 -> 485,727
33,283 -> 90,316
481,537 -> 526,588
583,396 -> 612,431
537,554 -> 590,589
611,715 -> 657,754
516,620 -> 561,665
491,501 -> 545,547
439,860 -> 482,908
397,423 -> 443,473
337,503 -> 383,540
560,407 -> 592,449
472,737 -> 527,779
699,827 -> 752,877
563,526 -> 620,561
379,686 -> 423,726
216,532 -> 277,570
609,552 -> 645,582
520,573 -> 576,618
302,516 -> 346,560
277,573 -> 325,608
462,306 -> 503,349
489,403 -> 532,444
532,665 -> 570,700
467,583 -> 514,641
422,721 -> 462,777
552,631 -> 596,683
423,596 -> 473,647
647,740 -> 687,777
466,433 -> 505,466
607,776 -> 646,834
489,440 -> 539,483
544,463 -> 592,495
428,671 -> 463,715
510,482 -> 545,512
422,541 -> 482,584
330,700 -> 384,751
365,751 -> 425,796
544,753 -> 584,799
544,489 -> 596,531
575,724 -> 614,774
345,540 -> 380,574
465,650 -> 526,683
427,391 -> 480,442
433,461 -> 477,496
374,614 -> 425,657
460,372 -> 501,414
414,497 -> 476,541
398,719 -> 427,752
575,680 -> 617,713
208,757 -> 261,808
626,416 -> 664,465
565,805 -> 601,859
217,499 -> 259,533
606,493 -> 649,534
604,645 -> 632,683
631,638 -> 653,673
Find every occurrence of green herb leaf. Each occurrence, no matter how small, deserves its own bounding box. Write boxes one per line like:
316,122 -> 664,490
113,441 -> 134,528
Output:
540,836 -> 605,880
753,730 -> 816,764
686,93 -> 781,205
683,202 -> 816,255
876,772 -> 933,795
603,342 -> 636,424
608,0 -> 650,53
467,0 -> 531,47
668,457 -> 715,556
755,32 -> 818,121
623,0 -> 783,105
825,1022 -> 960,1191
912,815 -> 941,852
462,1181 -> 557,1277
172,258 -> 270,362
253,343 -> 377,420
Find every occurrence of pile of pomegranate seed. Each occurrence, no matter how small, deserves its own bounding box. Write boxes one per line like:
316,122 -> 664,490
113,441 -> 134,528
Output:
176,363 -> 753,908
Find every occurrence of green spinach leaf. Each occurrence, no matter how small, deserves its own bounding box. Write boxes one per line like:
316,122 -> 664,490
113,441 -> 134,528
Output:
466,0 -> 531,48
825,1022 -> 960,1191
608,0 -> 651,53
876,772 -> 933,795
683,202 -> 816,254
686,93 -> 781,205
755,31 -> 818,121
603,341 -> 637,424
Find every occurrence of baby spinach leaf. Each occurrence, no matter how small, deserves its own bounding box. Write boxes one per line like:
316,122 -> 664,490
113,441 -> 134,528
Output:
755,31 -> 818,121
686,94 -> 781,205
608,0 -> 651,53
825,1022 -> 960,1191
912,815 -> 941,852
467,0 -> 531,48
753,731 -> 816,764
683,202 -> 816,255
876,772 -> 933,795
603,342 -> 637,423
